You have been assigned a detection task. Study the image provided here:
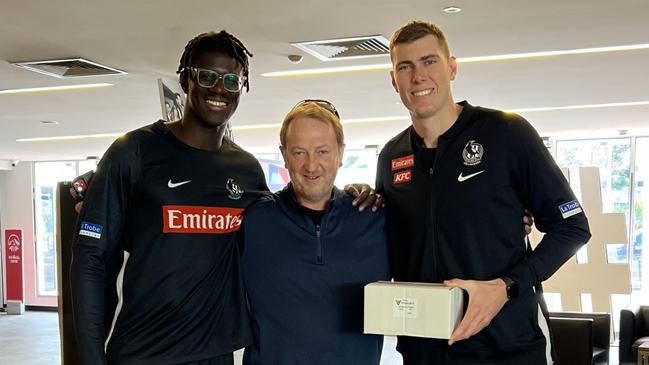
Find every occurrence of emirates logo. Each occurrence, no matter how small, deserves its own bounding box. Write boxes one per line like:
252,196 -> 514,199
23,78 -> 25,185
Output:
162,205 -> 244,234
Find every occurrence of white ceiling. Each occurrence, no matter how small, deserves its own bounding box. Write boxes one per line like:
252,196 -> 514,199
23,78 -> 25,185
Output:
1,0 -> 648,162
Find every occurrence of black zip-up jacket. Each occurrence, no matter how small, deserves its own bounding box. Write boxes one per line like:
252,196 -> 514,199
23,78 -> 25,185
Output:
376,101 -> 591,359
71,121 -> 268,365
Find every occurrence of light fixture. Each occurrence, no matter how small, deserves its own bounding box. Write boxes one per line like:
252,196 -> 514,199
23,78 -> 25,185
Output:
16,132 -> 123,142
507,100 -> 649,113
458,43 -> 649,63
15,100 -> 649,142
443,6 -> 462,14
40,120 -> 59,125
12,58 -> 127,78
287,54 -> 304,64
261,63 -> 392,77
0,83 -> 113,94
261,43 -> 649,77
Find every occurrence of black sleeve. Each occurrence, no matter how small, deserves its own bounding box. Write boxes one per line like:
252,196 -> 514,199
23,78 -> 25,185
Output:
237,222 -> 247,257
504,116 -> 591,291
256,160 -> 270,193
70,135 -> 140,364
375,150 -> 386,195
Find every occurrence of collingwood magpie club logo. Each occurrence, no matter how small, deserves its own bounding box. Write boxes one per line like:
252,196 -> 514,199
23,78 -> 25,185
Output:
226,178 -> 243,200
462,140 -> 484,166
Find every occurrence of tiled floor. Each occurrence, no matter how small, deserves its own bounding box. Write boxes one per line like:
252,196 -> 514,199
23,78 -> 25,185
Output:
0,311 -> 61,365
0,311 -> 402,364
0,311 -> 624,364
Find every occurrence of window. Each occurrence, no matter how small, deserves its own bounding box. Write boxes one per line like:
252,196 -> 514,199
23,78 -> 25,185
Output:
335,147 -> 379,187
631,138 -> 648,301
553,137 -> 649,339
33,160 -> 97,296
555,139 -> 631,265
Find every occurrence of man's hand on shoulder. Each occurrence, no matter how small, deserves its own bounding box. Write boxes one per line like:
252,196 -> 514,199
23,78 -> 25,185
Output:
344,183 -> 384,212
70,170 -> 95,213
523,209 -> 534,235
444,278 -> 509,345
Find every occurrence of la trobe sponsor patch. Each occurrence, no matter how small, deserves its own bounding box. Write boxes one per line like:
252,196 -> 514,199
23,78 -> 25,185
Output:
79,221 -> 103,239
558,200 -> 583,219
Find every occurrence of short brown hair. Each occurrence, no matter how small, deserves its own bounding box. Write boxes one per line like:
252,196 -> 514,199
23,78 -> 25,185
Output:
390,20 -> 451,58
280,102 -> 344,148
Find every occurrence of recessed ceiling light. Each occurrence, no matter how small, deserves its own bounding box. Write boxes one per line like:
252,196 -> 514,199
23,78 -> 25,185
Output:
0,83 -> 113,94
13,58 -> 127,78
40,120 -> 59,125
291,35 -> 390,62
443,6 -> 462,14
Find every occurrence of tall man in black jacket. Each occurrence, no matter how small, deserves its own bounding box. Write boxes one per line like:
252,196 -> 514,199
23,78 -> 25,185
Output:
376,20 -> 591,364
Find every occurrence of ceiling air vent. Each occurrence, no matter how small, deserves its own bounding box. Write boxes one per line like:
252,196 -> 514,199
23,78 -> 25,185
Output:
12,58 -> 127,78
291,35 -> 390,62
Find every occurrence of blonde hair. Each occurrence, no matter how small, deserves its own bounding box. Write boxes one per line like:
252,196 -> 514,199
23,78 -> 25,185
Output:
280,102 -> 344,148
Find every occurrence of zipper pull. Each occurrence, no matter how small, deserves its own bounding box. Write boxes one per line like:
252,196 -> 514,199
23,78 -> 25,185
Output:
316,225 -> 323,264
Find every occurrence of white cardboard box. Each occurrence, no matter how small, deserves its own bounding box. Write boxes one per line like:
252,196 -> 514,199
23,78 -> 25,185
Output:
364,281 -> 464,339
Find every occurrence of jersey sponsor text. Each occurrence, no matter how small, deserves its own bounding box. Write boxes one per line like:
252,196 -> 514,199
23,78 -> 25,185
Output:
79,221 -> 103,239
163,205 -> 244,234
391,154 -> 414,171
558,200 -> 583,219
393,169 -> 412,185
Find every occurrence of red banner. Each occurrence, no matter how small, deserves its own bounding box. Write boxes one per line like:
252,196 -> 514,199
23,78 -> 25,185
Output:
5,229 -> 24,302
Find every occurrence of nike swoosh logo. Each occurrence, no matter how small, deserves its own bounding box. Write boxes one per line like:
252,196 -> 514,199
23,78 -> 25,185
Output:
457,170 -> 486,182
168,179 -> 191,188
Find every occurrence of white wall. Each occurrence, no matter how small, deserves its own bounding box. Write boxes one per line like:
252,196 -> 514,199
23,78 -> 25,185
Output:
0,170 -> 5,305
0,163 -> 56,307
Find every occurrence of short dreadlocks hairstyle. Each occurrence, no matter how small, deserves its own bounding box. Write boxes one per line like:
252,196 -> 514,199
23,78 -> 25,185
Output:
177,30 -> 253,94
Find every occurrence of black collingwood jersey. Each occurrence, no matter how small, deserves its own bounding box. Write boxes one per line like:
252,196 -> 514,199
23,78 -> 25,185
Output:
376,102 -> 590,358
71,121 -> 269,365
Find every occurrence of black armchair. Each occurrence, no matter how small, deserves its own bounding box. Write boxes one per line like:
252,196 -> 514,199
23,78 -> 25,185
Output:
549,311 -> 610,365
619,305 -> 649,364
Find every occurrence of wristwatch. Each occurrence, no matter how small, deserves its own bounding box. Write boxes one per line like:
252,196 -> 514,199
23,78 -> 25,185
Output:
501,276 -> 518,299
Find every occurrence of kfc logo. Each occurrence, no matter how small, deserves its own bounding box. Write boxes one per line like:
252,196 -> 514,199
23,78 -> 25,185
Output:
392,169 -> 412,185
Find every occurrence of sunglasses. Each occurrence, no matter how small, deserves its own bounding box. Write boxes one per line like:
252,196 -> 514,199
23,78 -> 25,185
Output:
294,99 -> 340,118
184,67 -> 246,92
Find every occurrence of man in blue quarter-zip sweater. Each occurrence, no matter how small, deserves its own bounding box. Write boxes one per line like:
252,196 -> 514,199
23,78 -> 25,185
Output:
240,100 -> 390,365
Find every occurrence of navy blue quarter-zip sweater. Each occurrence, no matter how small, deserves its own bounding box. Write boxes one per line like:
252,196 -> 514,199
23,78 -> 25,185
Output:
240,184 -> 389,365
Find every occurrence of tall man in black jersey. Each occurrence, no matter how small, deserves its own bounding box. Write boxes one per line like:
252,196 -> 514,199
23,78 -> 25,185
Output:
70,31 -> 265,365
376,21 -> 592,364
